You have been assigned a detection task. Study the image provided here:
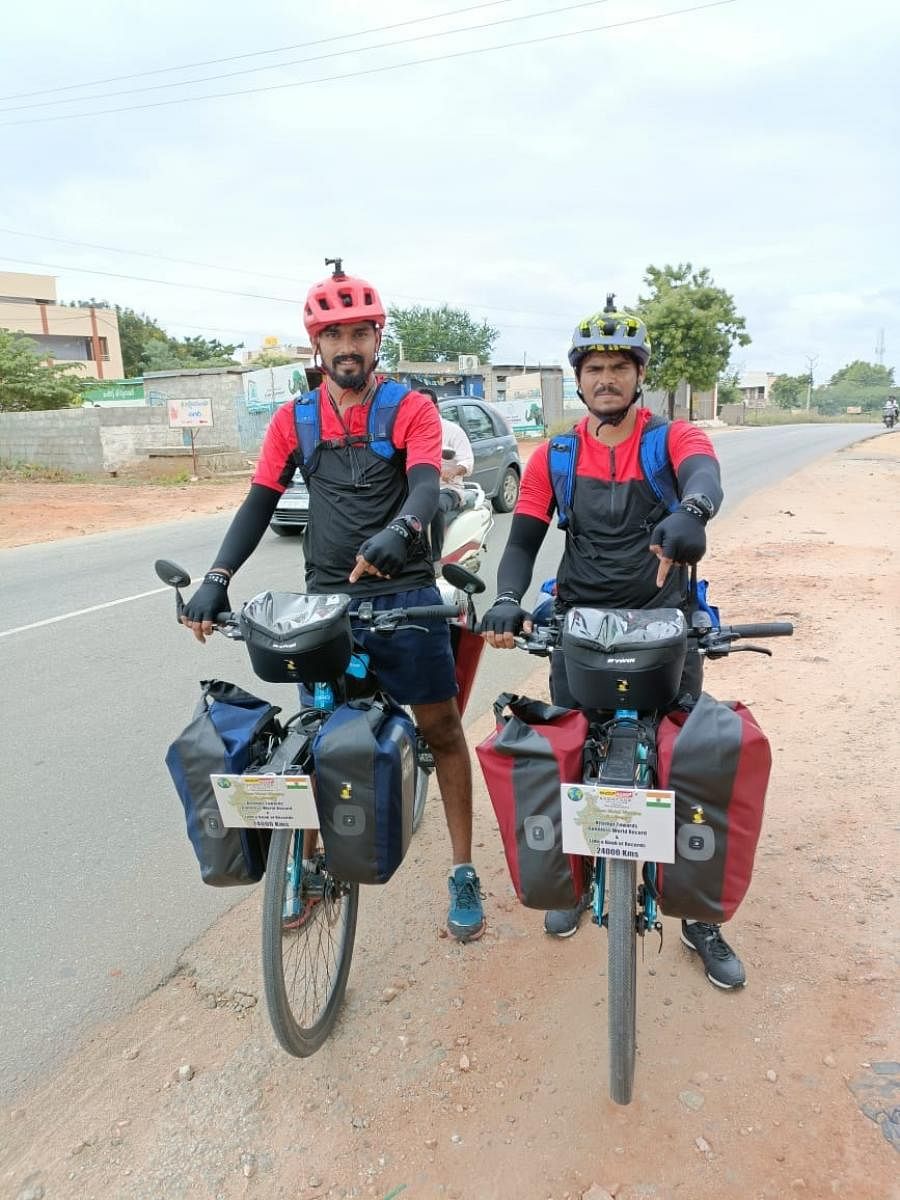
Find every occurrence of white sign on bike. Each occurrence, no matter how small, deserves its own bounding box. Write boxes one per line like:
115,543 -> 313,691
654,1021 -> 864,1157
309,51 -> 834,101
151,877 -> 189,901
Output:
210,774 -> 319,830
560,784 -> 675,862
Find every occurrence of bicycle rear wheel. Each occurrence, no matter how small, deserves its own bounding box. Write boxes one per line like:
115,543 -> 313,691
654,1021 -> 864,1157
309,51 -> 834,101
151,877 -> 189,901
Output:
261,828 -> 359,1057
607,858 -> 637,1105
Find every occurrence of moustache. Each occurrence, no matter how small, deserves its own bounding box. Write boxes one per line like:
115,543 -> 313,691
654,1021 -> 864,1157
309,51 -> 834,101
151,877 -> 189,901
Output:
593,387 -> 621,397
334,355 -> 365,367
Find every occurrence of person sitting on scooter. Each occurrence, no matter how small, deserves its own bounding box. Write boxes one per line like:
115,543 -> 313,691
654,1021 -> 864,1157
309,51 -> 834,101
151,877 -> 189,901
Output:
421,388 -> 475,565
883,395 -> 899,427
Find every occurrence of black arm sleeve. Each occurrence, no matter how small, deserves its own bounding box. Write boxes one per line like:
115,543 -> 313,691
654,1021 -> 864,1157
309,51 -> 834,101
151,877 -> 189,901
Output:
401,463 -> 440,527
676,453 -> 724,517
495,514 -> 550,601
210,483 -> 280,575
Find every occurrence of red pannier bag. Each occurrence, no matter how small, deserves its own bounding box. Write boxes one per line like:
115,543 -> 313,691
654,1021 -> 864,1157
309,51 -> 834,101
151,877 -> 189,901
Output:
476,693 -> 589,910
654,693 -> 772,923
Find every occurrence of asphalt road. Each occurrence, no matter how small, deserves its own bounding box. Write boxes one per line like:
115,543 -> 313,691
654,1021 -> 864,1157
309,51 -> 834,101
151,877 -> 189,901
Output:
0,422 -> 883,1099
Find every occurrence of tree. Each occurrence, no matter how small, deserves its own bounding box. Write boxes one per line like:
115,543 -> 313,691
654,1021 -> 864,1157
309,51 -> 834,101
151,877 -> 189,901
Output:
381,304 -> 499,369
70,300 -> 240,376
0,329 -> 89,411
770,373 -> 811,410
828,360 -> 894,389
638,263 -> 751,419
716,370 -> 742,408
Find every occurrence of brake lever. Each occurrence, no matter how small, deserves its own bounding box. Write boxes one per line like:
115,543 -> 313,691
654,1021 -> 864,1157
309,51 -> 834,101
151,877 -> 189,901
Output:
732,643 -> 772,656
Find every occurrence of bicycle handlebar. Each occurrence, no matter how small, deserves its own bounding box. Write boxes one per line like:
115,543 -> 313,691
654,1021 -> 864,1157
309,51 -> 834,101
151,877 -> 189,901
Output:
726,621 -> 794,639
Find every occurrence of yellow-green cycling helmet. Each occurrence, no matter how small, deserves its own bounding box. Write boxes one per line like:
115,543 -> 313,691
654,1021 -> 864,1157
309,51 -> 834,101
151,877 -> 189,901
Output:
568,294 -> 651,370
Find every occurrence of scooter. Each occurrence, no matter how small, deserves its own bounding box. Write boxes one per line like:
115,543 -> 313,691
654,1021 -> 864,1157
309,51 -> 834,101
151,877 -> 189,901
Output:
436,480 -> 494,605
883,409 -> 897,429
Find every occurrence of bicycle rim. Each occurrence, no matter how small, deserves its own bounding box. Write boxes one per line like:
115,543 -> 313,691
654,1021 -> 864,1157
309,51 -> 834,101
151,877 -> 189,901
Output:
261,828 -> 359,1057
607,858 -> 637,1105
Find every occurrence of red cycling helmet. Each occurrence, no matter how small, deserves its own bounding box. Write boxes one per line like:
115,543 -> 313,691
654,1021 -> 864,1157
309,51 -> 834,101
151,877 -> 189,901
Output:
303,257 -> 387,340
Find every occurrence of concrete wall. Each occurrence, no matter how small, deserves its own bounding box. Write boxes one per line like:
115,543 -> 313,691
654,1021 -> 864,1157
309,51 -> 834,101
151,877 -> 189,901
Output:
143,368 -> 246,451
0,408 -> 105,471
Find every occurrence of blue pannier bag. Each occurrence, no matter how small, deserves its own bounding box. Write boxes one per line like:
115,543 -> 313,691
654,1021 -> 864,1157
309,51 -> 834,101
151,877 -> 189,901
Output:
312,695 -> 417,885
165,679 -> 282,886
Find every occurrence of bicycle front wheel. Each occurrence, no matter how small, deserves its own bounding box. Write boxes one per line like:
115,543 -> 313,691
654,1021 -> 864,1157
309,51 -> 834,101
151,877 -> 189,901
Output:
261,828 -> 359,1057
607,858 -> 637,1105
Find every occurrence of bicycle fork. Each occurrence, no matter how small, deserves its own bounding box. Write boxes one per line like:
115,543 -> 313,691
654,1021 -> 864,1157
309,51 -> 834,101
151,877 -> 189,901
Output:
588,712 -> 662,946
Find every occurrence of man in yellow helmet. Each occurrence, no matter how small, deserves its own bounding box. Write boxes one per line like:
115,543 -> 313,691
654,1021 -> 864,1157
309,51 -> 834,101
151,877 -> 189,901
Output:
482,296 -> 746,990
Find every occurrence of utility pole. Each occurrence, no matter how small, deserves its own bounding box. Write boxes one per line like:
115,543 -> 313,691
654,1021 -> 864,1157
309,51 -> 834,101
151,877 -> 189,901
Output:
804,354 -> 818,411
875,328 -> 885,365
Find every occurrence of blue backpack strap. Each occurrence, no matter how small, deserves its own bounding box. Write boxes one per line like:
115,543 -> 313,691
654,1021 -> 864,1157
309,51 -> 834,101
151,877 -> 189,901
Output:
639,415 -> 679,512
547,430 -> 578,529
368,379 -> 410,460
292,389 -> 321,476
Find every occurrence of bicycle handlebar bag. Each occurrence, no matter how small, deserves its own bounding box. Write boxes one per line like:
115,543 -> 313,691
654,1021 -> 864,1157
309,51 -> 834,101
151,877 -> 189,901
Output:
165,679 -> 282,886
239,591 -> 353,684
312,695 -> 417,885
476,693 -> 589,910
561,607 -> 688,711
653,692 -> 772,922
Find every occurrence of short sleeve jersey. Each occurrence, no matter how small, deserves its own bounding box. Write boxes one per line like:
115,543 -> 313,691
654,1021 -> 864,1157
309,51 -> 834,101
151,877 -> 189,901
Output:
516,408 -> 718,609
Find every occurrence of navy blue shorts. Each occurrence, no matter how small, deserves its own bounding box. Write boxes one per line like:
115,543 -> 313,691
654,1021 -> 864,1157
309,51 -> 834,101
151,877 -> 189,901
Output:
349,587 -> 457,706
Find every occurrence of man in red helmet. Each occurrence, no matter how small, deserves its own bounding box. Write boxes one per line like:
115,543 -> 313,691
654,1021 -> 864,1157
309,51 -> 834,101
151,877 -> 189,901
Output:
181,260 -> 485,942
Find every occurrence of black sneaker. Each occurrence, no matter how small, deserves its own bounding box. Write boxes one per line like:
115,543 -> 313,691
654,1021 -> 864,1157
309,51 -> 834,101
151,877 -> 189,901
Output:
680,921 -> 747,989
544,892 -> 591,938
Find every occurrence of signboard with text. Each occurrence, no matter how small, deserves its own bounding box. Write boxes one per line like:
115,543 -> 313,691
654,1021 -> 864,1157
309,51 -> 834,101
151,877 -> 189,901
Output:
497,372 -> 544,436
167,398 -> 213,428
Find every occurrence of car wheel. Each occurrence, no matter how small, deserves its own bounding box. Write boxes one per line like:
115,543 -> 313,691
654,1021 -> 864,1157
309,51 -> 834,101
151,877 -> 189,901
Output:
492,466 -> 520,513
270,524 -> 304,537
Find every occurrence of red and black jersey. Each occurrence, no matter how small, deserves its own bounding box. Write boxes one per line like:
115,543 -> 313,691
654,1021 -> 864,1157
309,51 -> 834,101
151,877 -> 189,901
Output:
517,409 -> 719,609
253,381 -> 441,594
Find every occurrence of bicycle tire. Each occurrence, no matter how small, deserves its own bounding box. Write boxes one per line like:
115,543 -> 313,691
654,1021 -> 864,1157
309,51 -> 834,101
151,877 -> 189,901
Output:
607,857 -> 638,1105
261,828 -> 359,1057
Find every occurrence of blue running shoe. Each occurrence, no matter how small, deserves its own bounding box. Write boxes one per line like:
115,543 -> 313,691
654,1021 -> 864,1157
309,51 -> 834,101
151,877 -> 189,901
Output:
447,865 -> 485,942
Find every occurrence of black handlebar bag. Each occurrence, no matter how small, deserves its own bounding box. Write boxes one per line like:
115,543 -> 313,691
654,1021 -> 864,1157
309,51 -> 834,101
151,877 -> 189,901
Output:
312,696 -> 417,885
653,693 -> 772,922
165,680 -> 282,886
476,693 -> 589,910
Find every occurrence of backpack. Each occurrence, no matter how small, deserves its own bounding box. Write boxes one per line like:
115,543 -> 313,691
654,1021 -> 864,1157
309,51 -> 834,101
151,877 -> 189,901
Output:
165,680 -> 282,887
548,414 -> 678,530
650,693 -> 772,922
476,694 -> 589,910
293,380 -> 410,479
312,695 -> 417,885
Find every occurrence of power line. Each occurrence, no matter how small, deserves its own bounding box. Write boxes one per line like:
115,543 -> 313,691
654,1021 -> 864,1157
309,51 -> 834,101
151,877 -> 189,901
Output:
0,228 -> 574,321
0,1 -> 739,127
0,254 -> 574,336
0,0 -> 516,103
0,0 -> 614,114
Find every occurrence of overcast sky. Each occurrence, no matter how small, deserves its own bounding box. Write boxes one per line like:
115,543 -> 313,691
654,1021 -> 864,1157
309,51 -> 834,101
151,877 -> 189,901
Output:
0,0 -> 896,385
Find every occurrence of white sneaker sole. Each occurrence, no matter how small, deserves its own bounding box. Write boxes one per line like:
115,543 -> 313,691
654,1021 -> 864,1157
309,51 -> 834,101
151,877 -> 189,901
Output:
680,930 -> 746,990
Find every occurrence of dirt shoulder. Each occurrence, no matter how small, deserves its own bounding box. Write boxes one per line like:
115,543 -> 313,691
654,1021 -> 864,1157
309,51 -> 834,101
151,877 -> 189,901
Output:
2,437 -> 898,1200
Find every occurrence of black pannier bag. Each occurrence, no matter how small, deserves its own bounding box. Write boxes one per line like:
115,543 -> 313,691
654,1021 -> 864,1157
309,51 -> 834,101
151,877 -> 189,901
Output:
239,591 -> 353,684
561,608 -> 688,711
312,696 -> 417,885
165,680 -> 281,886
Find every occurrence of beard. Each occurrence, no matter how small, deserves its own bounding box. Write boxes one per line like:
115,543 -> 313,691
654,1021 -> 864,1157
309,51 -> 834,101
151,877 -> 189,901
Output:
326,354 -> 371,391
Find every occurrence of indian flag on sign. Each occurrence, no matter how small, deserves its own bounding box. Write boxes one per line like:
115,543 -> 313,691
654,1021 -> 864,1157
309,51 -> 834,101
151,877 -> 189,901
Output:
645,792 -> 673,809
285,779 -> 308,790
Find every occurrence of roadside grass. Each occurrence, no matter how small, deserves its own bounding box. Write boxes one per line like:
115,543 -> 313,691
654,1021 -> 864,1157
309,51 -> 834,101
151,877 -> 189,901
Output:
0,461 -> 195,486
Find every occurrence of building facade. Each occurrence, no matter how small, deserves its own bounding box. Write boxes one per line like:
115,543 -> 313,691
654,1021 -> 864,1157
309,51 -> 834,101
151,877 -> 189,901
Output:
0,271 -> 124,381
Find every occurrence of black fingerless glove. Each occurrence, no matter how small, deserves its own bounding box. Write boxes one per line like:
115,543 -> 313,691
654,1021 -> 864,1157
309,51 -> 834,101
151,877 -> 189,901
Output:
482,593 -> 529,637
183,571 -> 231,623
649,509 -> 707,564
356,518 -> 418,578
